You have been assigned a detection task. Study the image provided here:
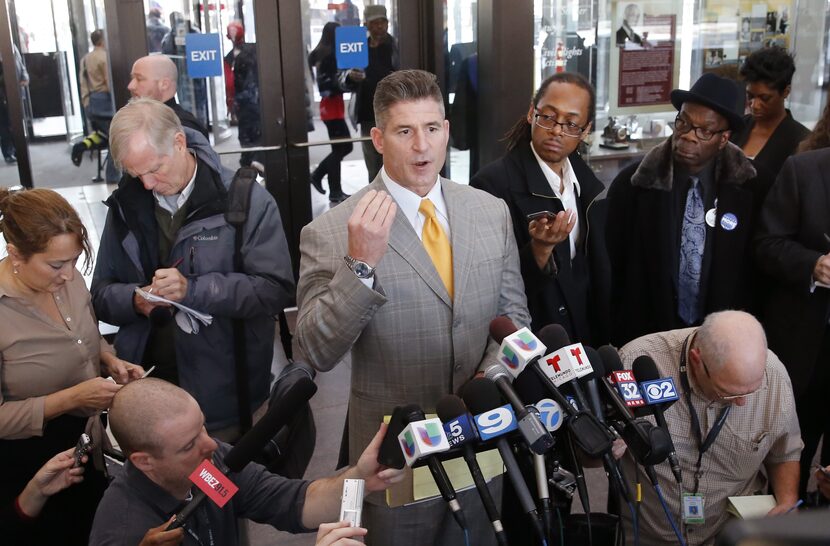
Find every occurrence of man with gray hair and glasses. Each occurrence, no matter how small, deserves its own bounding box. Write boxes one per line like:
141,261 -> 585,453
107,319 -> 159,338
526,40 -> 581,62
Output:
617,310 -> 802,545
90,98 -> 294,440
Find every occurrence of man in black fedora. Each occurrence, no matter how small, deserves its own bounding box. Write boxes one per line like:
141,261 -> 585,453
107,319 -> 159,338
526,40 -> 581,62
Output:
605,73 -> 773,345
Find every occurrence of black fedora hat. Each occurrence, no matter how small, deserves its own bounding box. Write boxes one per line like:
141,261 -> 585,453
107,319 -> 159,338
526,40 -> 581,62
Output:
670,73 -> 744,132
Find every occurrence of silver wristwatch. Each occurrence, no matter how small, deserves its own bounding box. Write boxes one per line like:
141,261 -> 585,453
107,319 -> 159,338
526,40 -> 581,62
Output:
344,255 -> 375,279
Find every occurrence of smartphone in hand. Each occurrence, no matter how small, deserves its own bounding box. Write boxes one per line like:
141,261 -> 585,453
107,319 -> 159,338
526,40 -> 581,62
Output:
73,433 -> 92,468
527,210 -> 557,222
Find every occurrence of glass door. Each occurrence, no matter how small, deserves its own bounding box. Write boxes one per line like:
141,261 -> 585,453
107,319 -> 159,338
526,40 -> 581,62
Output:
295,1 -> 398,219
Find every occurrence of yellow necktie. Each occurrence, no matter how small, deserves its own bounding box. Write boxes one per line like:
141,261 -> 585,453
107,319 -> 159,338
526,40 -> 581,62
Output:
419,198 -> 453,298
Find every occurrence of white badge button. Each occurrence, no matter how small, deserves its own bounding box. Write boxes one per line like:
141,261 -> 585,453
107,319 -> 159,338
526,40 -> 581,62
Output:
705,208 -> 717,227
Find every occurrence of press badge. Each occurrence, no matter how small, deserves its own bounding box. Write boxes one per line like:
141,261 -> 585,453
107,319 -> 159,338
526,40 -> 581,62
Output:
682,493 -> 705,524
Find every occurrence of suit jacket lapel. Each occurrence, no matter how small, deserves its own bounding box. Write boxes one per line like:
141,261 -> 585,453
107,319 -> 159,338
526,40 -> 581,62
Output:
443,178 -> 473,309
380,178 -> 453,308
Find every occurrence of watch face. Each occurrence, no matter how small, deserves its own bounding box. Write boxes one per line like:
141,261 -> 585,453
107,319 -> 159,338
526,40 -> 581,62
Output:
354,262 -> 372,278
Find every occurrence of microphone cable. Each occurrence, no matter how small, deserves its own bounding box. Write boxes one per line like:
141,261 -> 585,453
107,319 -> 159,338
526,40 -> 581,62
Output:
653,483 -> 686,546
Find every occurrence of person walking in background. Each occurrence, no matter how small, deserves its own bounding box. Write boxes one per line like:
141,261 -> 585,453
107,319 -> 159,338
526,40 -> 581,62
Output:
309,22 -> 352,205
225,20 -> 263,169
341,5 -> 398,182
0,43 -> 28,165
78,29 -> 118,183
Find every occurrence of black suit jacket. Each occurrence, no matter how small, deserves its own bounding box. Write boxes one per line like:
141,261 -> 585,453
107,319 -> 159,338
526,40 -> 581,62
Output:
731,111 -> 809,180
471,143 -> 605,343
755,149 -> 830,396
165,98 -> 209,139
606,140 -> 772,346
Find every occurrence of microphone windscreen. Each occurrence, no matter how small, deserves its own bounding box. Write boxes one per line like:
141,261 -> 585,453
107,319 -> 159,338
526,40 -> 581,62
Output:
489,316 -> 518,343
224,375 -> 317,473
461,377 -> 503,415
483,363 -> 511,382
435,395 -> 467,422
632,355 -> 660,382
598,344 -> 624,374
513,367 -> 549,405
537,324 -> 571,352
580,346 -> 604,381
401,403 -> 427,424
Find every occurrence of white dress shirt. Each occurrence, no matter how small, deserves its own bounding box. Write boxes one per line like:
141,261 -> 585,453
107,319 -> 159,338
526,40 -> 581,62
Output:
381,167 -> 451,238
154,150 -> 198,215
530,143 -> 581,259
357,168 -> 451,288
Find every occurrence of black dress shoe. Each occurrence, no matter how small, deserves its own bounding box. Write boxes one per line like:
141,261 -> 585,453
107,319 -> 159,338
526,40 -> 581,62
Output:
310,175 -> 326,194
329,192 -> 350,204
4,155 -> 16,164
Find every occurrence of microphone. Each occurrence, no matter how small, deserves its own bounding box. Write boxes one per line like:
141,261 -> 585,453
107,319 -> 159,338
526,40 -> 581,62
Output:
484,363 -> 554,454
533,325 -> 591,412
633,356 -> 683,484
462,377 -> 545,542
578,347 -> 608,423
596,346 -> 673,479
578,347 -> 634,504
167,375 -> 318,530
436,395 -> 508,546
513,368 -> 566,538
490,318 -> 613,457
399,405 -> 467,530
491,317 -> 542,374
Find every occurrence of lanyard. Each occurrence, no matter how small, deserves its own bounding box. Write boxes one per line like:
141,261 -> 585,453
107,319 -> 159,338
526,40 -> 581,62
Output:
182,502 -> 215,546
679,334 -> 731,494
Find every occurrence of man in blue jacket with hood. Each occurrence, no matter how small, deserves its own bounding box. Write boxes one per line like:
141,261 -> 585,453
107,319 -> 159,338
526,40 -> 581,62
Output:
91,98 -> 294,439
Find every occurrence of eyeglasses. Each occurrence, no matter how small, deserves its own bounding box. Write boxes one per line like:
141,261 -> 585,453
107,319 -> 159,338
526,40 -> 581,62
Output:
701,359 -> 763,401
674,115 -> 727,142
533,110 -> 588,138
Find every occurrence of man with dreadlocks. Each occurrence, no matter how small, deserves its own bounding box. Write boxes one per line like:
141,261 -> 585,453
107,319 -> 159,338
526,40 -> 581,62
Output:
471,72 -> 604,345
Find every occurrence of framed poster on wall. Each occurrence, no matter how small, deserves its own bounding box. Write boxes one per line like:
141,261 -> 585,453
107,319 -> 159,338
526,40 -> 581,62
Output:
609,0 -> 681,114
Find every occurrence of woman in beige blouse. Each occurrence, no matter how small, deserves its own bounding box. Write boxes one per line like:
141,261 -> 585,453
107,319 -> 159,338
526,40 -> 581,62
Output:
0,187 -> 143,546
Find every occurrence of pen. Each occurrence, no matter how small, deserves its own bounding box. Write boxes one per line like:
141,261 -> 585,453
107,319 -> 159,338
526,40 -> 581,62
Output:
169,257 -> 184,269
786,499 -> 804,513
824,233 -> 830,244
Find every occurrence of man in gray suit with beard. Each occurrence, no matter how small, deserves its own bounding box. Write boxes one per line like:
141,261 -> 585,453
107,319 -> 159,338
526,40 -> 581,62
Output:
296,69 -> 530,545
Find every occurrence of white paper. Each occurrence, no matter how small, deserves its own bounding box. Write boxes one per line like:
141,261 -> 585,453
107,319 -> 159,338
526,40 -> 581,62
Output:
135,288 -> 212,333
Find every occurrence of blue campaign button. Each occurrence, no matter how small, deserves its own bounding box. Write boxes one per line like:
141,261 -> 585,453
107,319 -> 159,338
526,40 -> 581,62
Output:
186,33 -> 223,78
335,26 -> 369,69
720,212 -> 738,231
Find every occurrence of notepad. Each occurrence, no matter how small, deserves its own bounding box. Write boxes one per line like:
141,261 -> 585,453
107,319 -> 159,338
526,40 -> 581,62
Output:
134,288 -> 213,333
726,495 -> 777,519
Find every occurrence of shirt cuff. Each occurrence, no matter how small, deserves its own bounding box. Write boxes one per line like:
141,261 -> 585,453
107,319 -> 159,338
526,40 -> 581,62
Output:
359,276 -> 374,289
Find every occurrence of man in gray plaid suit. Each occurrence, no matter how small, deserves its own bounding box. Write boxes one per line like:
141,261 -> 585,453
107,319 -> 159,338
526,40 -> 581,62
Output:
296,69 -> 530,545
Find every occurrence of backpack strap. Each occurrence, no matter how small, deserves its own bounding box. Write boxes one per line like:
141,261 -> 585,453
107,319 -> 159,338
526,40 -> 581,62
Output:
224,167 -> 258,435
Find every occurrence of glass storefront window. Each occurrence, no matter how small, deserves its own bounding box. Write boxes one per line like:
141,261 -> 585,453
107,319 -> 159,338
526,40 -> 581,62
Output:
534,0 -> 830,182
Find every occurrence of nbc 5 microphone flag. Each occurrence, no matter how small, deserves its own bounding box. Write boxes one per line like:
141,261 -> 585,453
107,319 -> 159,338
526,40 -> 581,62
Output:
398,418 -> 450,466
498,327 -> 547,378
